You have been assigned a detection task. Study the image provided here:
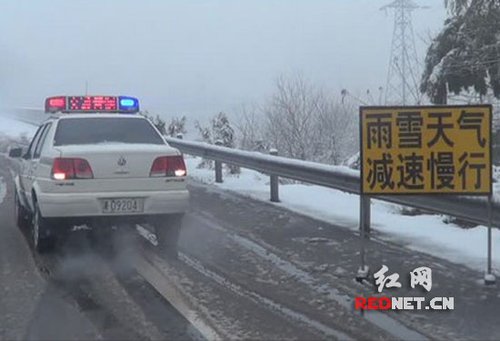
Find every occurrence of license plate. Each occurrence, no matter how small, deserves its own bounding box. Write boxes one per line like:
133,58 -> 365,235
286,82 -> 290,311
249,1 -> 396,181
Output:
101,198 -> 143,214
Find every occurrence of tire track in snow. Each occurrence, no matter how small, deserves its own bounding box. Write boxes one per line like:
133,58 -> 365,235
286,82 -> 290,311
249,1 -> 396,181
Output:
191,211 -> 427,341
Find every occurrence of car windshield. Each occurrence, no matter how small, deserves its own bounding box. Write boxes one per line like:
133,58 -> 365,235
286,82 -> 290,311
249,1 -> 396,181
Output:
53,117 -> 164,146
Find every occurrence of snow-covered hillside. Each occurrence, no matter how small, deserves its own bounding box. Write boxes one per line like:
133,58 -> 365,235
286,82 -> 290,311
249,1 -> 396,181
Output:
0,115 -> 37,153
0,115 -> 37,138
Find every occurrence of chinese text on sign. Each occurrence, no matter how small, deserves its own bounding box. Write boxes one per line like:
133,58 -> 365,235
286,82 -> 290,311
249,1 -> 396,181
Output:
360,106 -> 492,195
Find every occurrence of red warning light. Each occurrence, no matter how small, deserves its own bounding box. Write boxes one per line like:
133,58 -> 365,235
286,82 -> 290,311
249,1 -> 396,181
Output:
45,96 -> 67,113
49,97 -> 65,107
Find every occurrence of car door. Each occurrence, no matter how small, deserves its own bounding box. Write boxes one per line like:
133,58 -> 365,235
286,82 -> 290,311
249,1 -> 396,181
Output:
31,122 -> 53,182
19,125 -> 44,199
20,123 -> 50,208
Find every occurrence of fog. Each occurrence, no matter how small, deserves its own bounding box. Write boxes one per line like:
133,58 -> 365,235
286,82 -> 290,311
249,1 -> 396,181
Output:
0,0 -> 445,119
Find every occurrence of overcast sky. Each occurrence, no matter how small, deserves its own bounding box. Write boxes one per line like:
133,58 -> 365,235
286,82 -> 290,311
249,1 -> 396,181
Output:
0,0 -> 446,119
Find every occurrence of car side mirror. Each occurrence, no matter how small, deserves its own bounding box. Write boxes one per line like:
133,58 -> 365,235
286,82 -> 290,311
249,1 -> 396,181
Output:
8,147 -> 23,158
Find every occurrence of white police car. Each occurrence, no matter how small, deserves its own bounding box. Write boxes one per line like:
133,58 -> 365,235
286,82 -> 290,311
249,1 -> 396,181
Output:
9,96 -> 189,254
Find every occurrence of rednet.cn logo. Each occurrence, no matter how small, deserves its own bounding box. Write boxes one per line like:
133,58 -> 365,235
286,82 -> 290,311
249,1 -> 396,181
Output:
355,265 -> 455,311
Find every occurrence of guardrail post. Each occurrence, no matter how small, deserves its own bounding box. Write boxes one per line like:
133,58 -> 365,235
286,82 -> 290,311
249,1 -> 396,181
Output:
485,195 -> 496,285
214,140 -> 223,183
269,149 -> 280,202
356,195 -> 371,282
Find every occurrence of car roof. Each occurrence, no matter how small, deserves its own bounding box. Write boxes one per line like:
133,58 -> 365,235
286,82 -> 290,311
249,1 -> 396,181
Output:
43,113 -> 147,123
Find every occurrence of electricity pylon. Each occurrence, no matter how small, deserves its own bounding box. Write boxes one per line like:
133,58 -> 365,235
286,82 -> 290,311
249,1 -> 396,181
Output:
382,0 -> 427,105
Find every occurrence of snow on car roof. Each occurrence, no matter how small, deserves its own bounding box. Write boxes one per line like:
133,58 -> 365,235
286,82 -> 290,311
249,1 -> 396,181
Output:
47,113 -> 148,120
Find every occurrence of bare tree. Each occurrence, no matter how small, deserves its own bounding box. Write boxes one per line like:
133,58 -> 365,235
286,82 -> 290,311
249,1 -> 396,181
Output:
259,74 -> 358,164
314,96 -> 358,164
234,103 -> 266,152
263,74 -> 321,160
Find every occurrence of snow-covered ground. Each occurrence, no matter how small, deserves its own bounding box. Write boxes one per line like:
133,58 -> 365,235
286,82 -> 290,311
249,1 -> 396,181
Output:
186,157 -> 500,274
0,115 -> 37,138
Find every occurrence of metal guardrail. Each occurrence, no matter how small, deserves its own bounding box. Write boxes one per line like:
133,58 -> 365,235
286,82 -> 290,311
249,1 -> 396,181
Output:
166,137 -> 500,228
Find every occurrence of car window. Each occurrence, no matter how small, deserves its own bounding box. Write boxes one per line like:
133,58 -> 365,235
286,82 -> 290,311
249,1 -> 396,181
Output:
53,117 -> 165,146
24,125 -> 45,159
33,123 -> 52,159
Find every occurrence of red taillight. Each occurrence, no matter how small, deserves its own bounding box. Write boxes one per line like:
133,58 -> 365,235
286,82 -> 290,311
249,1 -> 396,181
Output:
150,157 -> 167,177
150,156 -> 187,177
73,158 -> 94,179
52,158 -> 93,180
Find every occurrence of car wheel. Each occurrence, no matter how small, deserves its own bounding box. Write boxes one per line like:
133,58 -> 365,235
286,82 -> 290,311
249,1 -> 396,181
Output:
32,202 -> 55,253
14,191 -> 29,229
154,214 -> 184,259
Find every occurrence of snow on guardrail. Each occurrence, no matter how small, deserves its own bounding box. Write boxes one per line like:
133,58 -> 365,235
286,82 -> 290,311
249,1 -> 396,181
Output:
166,137 -> 500,228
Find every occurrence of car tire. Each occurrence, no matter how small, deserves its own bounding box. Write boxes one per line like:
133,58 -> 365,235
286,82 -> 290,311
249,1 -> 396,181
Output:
154,213 -> 184,259
32,201 -> 55,253
14,191 -> 29,229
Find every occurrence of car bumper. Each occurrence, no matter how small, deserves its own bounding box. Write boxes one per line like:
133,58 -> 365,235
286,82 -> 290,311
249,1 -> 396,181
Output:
37,190 -> 189,218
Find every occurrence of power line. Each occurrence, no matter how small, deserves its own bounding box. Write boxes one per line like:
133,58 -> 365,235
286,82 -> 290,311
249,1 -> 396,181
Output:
383,0 -> 427,105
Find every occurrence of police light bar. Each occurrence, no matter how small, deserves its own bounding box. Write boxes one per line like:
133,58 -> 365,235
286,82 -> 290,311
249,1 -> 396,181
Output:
45,96 -> 140,114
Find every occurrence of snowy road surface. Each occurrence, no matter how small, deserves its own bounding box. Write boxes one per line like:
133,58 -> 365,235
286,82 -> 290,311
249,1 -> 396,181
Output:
0,155 -> 198,340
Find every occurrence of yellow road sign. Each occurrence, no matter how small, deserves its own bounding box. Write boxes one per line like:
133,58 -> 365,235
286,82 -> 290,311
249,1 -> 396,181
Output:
360,105 -> 492,195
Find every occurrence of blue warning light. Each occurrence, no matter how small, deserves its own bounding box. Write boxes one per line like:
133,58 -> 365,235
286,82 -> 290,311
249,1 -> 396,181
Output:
118,96 -> 139,112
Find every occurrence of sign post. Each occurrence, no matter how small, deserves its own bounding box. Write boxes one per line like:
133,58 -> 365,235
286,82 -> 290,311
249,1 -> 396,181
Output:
486,195 -> 495,285
359,105 -> 493,284
356,195 -> 371,281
